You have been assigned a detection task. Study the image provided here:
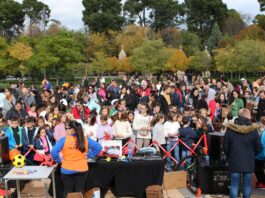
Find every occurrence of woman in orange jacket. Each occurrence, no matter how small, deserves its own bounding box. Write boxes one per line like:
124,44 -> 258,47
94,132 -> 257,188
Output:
51,120 -> 102,197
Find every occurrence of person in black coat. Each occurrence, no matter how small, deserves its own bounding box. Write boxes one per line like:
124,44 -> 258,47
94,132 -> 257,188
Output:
5,100 -> 28,121
223,108 -> 261,198
257,90 -> 265,121
158,85 -> 172,115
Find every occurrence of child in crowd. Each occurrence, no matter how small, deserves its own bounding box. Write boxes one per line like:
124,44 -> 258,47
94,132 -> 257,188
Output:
133,102 -> 152,148
255,116 -> 265,188
33,127 -> 53,163
28,103 -> 37,118
84,111 -> 98,141
179,116 -> 197,164
113,111 -> 133,146
164,112 -> 181,171
151,113 -> 166,154
96,115 -> 113,145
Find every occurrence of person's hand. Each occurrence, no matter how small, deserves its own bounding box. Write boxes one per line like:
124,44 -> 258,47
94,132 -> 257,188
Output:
15,145 -> 19,149
146,126 -> 151,131
28,145 -> 34,149
19,144 -> 23,147
0,131 -> 4,136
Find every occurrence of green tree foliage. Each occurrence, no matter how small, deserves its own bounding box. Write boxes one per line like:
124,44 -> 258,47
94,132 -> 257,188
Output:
254,14 -> 265,31
160,27 -> 182,48
148,0 -> 180,31
22,0 -> 50,26
28,30 -> 84,84
123,0 -> 149,26
258,0 -> 265,11
181,31 -> 201,56
183,0 -> 228,39
0,0 -> 25,38
215,39 -> 265,73
222,9 -> 245,36
205,22 -> 222,52
188,50 -> 211,71
129,39 -> 169,74
82,0 -> 125,32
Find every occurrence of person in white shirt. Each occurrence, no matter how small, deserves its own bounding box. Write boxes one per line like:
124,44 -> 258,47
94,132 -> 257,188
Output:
113,111 -> 133,145
151,113 -> 166,153
133,103 -> 152,148
83,111 -> 98,141
164,112 -> 181,171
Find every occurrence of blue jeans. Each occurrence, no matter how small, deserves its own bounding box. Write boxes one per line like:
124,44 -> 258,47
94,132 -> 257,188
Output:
230,172 -> 252,198
181,150 -> 191,164
166,141 -> 179,171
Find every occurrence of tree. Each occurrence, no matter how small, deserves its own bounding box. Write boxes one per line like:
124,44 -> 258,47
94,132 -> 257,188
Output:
254,14 -> 265,31
205,22 -> 222,52
8,41 -> 33,76
129,39 -> 169,74
82,0 -> 125,32
0,0 -> 25,38
115,24 -> 147,55
148,0 -> 180,31
22,0 -> 50,35
164,48 -> 188,72
183,0 -> 228,39
215,39 -> 265,74
160,27 -> 182,48
222,9 -> 245,36
28,30 -> 84,84
181,31 -> 201,56
258,0 -> 265,11
188,50 -> 211,72
235,24 -> 265,41
123,0 -> 150,27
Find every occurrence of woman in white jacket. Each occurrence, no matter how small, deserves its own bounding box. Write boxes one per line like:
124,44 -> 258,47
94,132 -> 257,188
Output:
164,112 -> 181,171
133,103 -> 152,148
113,111 -> 133,145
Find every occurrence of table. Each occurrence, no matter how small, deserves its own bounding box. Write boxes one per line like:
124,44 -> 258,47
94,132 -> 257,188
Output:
53,160 -> 164,198
4,166 -> 56,198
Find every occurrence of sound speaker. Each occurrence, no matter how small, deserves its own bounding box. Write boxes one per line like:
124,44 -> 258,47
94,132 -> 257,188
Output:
208,132 -> 225,162
196,156 -> 229,194
0,136 -> 10,165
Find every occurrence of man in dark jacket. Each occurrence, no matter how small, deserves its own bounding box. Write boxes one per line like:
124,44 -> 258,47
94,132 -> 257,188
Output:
5,101 -> 28,121
158,85 -> 172,115
223,108 -> 261,198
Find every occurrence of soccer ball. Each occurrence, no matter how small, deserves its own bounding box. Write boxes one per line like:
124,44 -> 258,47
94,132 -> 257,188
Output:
12,154 -> 26,168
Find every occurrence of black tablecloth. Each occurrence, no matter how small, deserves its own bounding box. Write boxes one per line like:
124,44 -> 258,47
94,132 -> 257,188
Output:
50,160 -> 164,198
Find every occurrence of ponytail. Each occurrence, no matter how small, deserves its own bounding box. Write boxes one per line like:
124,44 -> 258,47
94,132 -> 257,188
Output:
69,121 -> 86,152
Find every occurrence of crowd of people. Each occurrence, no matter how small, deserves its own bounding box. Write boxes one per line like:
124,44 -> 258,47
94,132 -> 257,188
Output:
0,74 -> 264,197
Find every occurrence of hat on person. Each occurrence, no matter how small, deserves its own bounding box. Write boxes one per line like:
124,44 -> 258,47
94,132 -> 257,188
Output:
110,108 -> 118,117
111,99 -> 118,106
240,78 -> 247,82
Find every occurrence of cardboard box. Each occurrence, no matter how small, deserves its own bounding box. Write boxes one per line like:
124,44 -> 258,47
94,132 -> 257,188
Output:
163,171 -> 187,190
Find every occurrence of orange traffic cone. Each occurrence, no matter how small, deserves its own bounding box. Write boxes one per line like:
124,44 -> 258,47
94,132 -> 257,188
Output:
196,188 -> 201,197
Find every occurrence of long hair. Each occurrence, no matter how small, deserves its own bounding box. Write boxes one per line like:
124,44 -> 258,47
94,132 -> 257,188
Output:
150,113 -> 164,127
68,121 -> 86,152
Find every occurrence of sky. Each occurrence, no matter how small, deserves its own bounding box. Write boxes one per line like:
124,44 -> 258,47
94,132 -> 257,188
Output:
15,0 -> 261,30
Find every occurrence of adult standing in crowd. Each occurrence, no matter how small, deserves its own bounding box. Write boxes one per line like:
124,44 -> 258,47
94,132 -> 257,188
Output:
51,120 -> 102,198
223,109 -> 262,198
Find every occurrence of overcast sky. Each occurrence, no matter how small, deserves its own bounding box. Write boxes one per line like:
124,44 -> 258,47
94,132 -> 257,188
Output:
16,0 -> 261,30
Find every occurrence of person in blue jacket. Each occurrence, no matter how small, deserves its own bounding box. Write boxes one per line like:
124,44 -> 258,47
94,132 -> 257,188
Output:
255,116 -> 265,188
51,120 -> 102,198
5,117 -> 25,153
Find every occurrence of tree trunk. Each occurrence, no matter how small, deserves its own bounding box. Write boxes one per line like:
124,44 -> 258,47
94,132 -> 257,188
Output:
56,66 -> 59,85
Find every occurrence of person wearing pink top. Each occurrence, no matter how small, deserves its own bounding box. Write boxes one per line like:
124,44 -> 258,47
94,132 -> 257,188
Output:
28,103 -> 37,118
54,114 -> 67,142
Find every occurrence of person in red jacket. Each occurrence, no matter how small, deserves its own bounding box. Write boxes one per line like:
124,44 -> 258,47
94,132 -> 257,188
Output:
71,100 -> 90,123
138,79 -> 151,97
